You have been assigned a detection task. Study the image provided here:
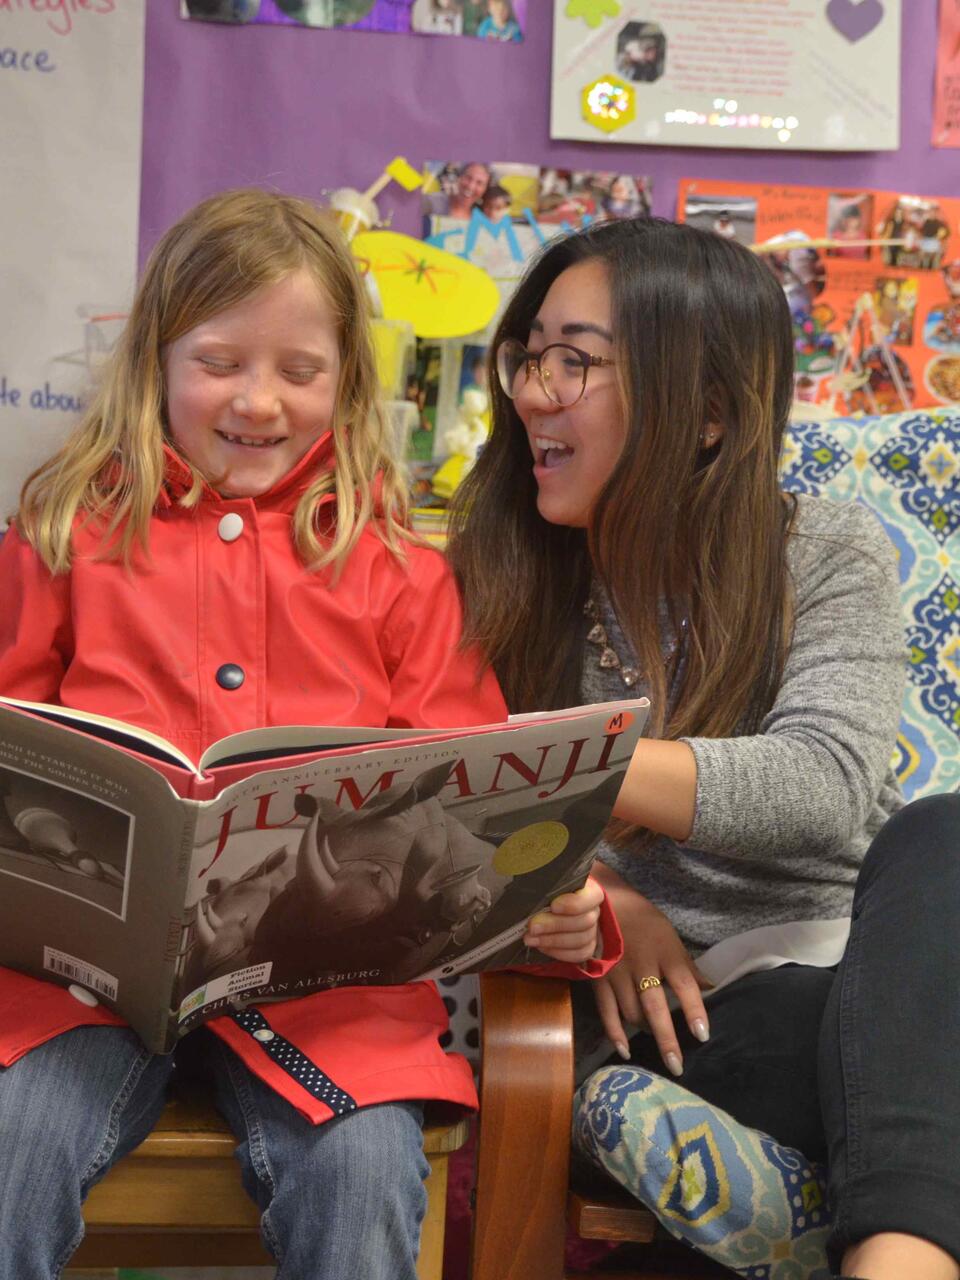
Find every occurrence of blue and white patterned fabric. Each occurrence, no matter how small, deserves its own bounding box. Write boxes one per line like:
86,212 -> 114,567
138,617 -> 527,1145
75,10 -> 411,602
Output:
782,411 -> 960,801
575,1066 -> 832,1280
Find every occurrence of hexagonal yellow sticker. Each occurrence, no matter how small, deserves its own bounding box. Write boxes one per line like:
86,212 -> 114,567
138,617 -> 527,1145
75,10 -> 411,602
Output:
581,74 -> 635,134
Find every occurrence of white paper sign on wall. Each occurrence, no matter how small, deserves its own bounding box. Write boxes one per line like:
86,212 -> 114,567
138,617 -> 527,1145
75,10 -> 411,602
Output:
551,0 -> 901,152
0,1 -> 146,523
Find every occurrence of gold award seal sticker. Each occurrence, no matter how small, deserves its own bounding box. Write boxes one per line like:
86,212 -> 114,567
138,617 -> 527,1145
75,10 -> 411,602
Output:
493,822 -> 570,876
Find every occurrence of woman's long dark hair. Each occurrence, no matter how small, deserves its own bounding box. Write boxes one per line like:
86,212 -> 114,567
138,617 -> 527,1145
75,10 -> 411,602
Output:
447,217 -> 797,741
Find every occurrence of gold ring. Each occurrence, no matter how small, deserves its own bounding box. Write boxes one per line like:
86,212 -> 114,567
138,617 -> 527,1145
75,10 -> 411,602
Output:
637,975 -> 662,992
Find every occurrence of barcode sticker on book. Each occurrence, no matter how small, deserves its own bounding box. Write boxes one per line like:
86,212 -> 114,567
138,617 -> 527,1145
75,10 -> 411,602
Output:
43,948 -> 119,1002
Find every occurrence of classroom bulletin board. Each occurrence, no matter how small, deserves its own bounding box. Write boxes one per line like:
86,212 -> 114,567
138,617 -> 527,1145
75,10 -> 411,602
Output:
139,3 -> 953,255
2,2 -> 959,517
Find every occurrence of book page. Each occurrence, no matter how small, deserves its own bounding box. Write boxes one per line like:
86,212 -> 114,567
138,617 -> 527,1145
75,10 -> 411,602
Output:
0,698 -> 632,783
198,722 -> 433,771
0,697 -> 199,774
197,703 -> 631,771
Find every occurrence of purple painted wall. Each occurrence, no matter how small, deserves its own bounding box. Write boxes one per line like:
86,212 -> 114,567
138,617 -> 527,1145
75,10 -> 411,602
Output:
141,3 -> 954,258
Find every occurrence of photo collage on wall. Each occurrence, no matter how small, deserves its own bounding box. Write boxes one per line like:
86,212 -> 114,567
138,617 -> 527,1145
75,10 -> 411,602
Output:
679,178 -> 960,415
409,160 -> 651,514
180,0 -> 527,41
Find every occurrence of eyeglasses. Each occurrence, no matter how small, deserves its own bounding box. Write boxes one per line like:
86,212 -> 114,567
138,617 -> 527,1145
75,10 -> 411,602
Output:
495,338 -> 615,408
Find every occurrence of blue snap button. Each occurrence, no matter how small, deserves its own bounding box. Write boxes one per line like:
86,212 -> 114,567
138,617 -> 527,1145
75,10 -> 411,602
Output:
216,663 -> 245,690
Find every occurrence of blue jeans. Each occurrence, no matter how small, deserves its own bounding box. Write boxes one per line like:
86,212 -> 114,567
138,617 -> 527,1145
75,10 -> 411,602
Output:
0,1026 -> 429,1279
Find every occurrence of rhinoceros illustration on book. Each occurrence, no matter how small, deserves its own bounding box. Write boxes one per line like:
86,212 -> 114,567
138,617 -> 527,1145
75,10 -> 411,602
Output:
183,762 -> 494,990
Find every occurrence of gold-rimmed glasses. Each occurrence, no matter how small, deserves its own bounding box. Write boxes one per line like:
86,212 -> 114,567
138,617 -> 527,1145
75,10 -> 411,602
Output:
495,338 -> 615,408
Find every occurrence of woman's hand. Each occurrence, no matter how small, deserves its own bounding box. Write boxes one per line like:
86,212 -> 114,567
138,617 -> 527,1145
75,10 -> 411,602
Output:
523,876 -> 604,963
591,863 -> 711,1076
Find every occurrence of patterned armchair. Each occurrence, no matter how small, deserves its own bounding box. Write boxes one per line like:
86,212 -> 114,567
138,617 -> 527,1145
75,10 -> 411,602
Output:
470,410 -> 960,1280
781,411 -> 959,801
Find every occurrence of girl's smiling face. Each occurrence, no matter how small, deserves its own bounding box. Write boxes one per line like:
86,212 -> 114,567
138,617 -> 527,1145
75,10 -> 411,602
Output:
163,269 -> 341,499
513,259 -> 625,529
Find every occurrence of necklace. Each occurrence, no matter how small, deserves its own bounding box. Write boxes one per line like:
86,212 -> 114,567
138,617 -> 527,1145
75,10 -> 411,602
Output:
584,598 -> 689,691
584,598 -> 640,688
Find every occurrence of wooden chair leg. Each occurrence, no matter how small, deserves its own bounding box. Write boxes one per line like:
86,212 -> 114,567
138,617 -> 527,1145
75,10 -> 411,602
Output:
418,1145 -> 451,1280
471,972 -> 574,1280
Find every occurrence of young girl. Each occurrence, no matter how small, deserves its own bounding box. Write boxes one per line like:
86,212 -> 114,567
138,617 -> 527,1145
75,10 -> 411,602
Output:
0,189 -> 614,1279
448,217 -> 960,1280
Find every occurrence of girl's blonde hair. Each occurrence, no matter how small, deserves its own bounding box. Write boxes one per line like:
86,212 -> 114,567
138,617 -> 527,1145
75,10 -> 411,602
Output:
17,187 -> 409,573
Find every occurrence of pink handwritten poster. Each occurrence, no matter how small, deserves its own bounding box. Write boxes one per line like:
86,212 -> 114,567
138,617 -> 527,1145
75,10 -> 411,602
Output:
933,0 -> 960,147
0,1 -> 146,524
551,0 -> 901,151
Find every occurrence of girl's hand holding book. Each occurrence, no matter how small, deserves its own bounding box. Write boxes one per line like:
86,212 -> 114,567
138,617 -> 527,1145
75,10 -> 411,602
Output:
523,876 -> 604,963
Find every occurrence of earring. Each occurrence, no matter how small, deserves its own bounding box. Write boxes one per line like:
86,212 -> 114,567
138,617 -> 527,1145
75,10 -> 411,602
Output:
701,429 -> 719,447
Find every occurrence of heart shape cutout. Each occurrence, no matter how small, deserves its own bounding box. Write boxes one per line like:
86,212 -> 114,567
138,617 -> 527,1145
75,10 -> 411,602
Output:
826,0 -> 885,43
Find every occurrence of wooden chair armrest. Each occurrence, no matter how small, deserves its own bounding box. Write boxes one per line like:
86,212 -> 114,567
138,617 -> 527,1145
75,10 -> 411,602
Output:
471,971 -> 574,1280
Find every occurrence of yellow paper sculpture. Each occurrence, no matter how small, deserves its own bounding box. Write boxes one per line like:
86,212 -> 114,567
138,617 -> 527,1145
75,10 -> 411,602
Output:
328,156 -> 425,243
351,230 -> 500,339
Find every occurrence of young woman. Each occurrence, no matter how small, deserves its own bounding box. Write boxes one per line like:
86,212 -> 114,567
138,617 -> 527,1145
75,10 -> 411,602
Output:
448,216 -> 960,1280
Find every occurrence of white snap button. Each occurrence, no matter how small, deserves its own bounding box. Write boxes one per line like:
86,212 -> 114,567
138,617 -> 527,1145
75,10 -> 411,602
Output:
68,983 -> 99,1007
253,1028 -> 275,1043
218,512 -> 244,543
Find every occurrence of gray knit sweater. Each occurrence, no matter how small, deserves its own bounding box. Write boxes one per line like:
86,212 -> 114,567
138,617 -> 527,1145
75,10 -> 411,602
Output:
581,494 -> 906,955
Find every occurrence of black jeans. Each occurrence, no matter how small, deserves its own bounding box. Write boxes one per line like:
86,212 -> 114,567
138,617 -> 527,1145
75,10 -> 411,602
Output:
614,795 -> 960,1268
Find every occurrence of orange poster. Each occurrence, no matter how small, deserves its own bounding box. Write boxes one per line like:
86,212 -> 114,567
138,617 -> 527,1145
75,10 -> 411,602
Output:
933,0 -> 960,148
678,178 -> 960,414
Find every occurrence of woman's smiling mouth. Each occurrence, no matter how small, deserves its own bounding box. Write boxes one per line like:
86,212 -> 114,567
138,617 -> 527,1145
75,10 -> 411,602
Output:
533,434 -> 575,468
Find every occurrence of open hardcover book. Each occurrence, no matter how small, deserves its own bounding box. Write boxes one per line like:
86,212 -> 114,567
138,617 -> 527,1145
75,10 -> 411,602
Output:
0,696 -> 648,1053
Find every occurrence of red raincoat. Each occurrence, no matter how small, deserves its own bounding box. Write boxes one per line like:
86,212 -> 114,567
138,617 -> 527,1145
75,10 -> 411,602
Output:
0,434 -> 620,1122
